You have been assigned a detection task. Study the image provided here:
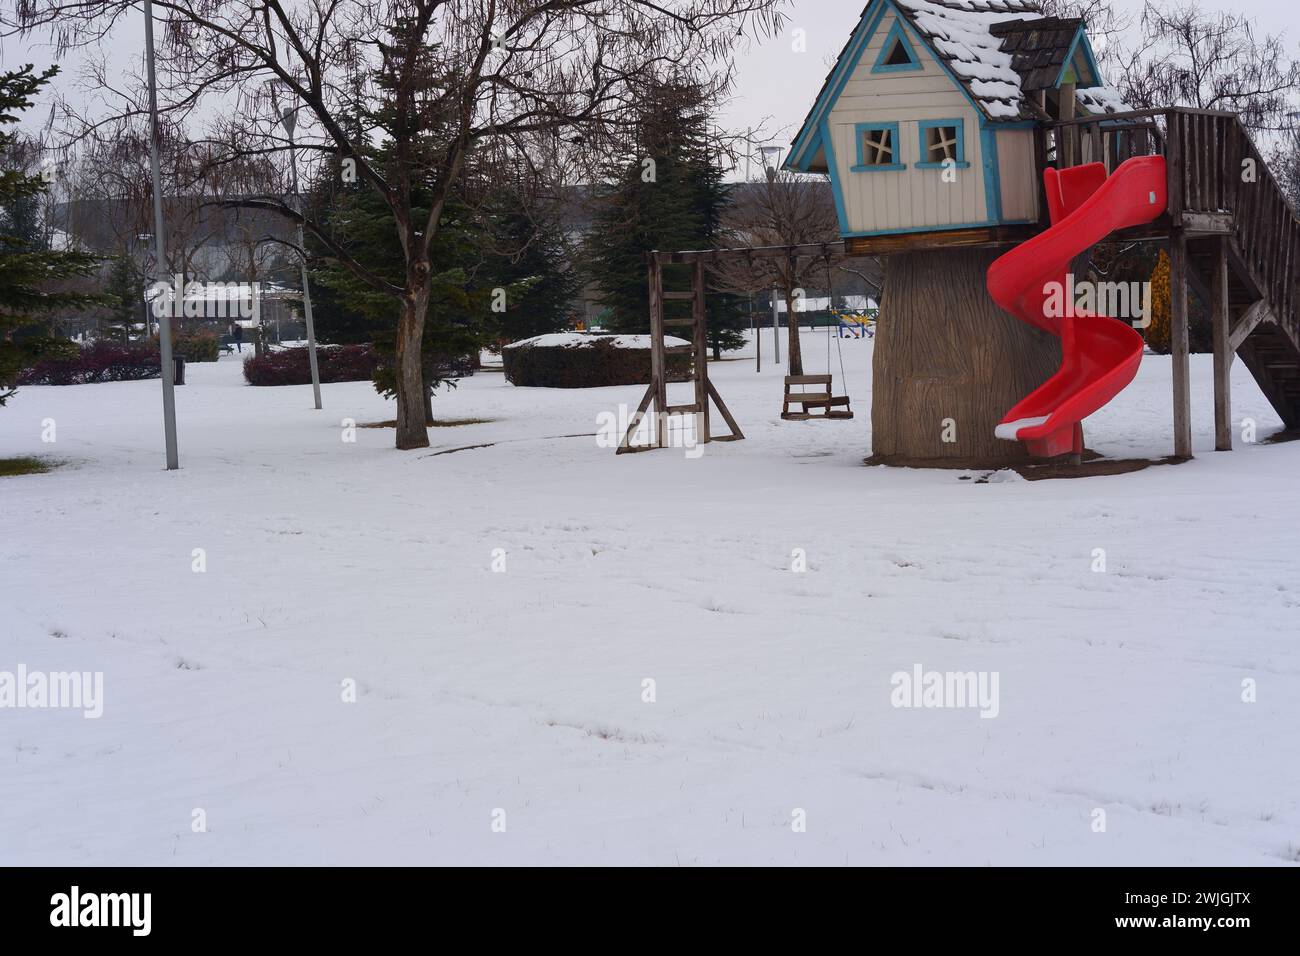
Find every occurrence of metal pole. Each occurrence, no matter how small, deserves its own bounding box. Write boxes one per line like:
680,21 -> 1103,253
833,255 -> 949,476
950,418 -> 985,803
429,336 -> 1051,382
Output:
752,295 -> 760,372
143,0 -> 178,470
285,117 -> 322,409
771,285 -> 780,366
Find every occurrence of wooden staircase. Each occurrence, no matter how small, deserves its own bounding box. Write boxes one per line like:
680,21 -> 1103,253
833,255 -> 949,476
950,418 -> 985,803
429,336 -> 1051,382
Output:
1186,237 -> 1300,431
1055,107 -> 1300,445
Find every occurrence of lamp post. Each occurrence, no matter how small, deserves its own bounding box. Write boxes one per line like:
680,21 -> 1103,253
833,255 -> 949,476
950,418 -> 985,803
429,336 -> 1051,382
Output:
269,83 -> 322,410
759,146 -> 784,364
142,0 -> 178,469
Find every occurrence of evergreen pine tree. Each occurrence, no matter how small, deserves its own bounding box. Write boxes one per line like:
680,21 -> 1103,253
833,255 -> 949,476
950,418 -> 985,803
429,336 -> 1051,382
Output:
0,65 -> 102,405
483,189 -> 578,342
102,256 -> 142,342
585,78 -> 746,357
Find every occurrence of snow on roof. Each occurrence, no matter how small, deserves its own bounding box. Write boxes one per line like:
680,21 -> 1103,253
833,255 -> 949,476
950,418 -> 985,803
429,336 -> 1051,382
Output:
1076,84 -> 1129,115
894,0 -> 1044,120
504,333 -> 691,350
790,0 -> 1128,164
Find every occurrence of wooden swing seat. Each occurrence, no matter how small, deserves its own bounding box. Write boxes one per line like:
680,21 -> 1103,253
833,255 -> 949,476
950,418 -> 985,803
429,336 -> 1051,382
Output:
782,374 -> 854,420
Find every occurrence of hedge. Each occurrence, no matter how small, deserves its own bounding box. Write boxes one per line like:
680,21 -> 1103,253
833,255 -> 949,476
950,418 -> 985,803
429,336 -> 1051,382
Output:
171,329 -> 220,363
17,341 -> 161,386
503,335 -> 692,388
242,344 -> 380,386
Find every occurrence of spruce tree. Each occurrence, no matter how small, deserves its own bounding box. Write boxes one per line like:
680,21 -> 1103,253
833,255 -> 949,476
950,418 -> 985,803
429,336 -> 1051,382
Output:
0,65 -> 101,405
482,189 -> 578,342
585,78 -> 746,357
102,256 -> 142,343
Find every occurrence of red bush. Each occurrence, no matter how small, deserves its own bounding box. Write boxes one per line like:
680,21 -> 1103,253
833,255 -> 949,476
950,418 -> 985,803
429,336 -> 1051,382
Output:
242,344 -> 380,386
17,341 -> 161,386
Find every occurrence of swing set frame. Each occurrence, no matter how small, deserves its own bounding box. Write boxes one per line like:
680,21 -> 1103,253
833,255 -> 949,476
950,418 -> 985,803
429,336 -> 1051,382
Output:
617,240 -> 858,454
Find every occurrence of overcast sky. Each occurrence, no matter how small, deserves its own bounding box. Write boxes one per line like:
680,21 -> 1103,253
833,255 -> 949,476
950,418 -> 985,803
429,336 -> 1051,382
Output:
4,0 -> 1299,174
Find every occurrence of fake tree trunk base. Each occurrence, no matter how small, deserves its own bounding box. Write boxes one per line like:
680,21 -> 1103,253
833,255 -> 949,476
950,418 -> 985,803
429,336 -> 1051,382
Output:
870,247 -> 1060,468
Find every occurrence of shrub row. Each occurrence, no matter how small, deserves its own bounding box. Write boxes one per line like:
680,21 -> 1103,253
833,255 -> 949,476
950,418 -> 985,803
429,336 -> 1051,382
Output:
242,344 -> 380,386
503,336 -> 692,388
171,329 -> 220,363
17,341 -> 161,386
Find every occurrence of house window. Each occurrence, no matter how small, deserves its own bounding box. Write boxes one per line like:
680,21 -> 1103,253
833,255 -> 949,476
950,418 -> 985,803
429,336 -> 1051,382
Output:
853,123 -> 904,172
917,119 -> 970,168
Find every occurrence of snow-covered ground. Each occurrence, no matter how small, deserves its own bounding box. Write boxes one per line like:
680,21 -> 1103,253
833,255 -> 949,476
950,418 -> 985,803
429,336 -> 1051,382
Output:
2,331 -> 1298,866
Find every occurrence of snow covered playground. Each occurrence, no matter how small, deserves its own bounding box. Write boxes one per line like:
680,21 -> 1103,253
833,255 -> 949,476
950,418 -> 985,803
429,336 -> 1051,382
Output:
2,333 -> 1298,866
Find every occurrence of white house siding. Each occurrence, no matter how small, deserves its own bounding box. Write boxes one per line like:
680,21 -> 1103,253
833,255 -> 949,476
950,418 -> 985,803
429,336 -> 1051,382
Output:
825,10 -> 988,235
995,127 -> 1039,222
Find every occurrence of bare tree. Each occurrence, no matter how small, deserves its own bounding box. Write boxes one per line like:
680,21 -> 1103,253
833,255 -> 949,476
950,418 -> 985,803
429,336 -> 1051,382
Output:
1118,2 -> 1300,134
1037,0 -> 1133,78
713,170 -> 838,375
7,0 -> 785,449
64,126 -> 234,283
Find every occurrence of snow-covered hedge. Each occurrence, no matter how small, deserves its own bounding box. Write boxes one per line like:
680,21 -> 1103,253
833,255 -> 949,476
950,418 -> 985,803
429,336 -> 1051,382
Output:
502,333 -> 691,388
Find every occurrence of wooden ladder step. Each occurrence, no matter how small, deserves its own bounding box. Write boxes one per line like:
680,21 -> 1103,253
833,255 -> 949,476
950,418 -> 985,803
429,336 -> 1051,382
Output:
664,403 -> 701,415
662,291 -> 695,301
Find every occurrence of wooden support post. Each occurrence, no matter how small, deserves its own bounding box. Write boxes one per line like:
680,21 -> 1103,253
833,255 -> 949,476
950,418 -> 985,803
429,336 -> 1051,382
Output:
648,253 -> 667,449
691,260 -> 710,443
1169,230 -> 1193,458
1211,236 -> 1232,451
1059,82 -> 1076,168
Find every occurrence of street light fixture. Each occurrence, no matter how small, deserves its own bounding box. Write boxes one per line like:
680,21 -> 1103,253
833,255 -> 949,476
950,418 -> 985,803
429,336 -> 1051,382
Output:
268,79 -> 322,410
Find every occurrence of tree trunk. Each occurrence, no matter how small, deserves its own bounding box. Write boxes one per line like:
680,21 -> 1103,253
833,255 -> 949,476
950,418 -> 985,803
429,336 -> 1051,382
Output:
870,247 -> 1059,467
394,295 -> 430,450
785,288 -> 803,376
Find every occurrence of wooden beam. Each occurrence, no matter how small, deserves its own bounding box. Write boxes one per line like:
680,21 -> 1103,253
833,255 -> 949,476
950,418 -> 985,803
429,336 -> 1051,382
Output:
1228,299 -> 1276,351
1211,236 -> 1232,450
657,241 -> 846,265
615,382 -> 657,454
648,254 -> 667,449
844,225 -> 1037,256
1165,110 -> 1184,222
691,260 -> 710,443
1058,81 -> 1076,169
1181,211 -> 1233,234
1169,230 -> 1193,458
706,379 -> 744,442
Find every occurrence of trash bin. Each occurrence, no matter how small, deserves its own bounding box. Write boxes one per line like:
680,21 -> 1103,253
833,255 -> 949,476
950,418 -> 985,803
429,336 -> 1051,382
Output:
173,354 -> 186,386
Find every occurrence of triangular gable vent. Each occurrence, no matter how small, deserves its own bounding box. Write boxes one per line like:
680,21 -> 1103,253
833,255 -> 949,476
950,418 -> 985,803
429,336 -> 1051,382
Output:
872,19 -> 921,73
884,38 -> 913,66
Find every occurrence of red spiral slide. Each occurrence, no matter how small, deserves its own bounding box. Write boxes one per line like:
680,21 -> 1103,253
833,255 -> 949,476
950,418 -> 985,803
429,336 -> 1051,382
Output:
986,156 -> 1167,457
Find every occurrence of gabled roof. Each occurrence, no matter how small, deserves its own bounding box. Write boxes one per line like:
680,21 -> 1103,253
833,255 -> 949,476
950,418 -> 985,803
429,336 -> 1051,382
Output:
892,0 -> 1042,121
786,0 -> 1128,172
989,16 -> 1099,91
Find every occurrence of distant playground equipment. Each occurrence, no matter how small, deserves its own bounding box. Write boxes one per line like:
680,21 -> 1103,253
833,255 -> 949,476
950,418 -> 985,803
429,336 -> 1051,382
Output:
834,309 -> 876,338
